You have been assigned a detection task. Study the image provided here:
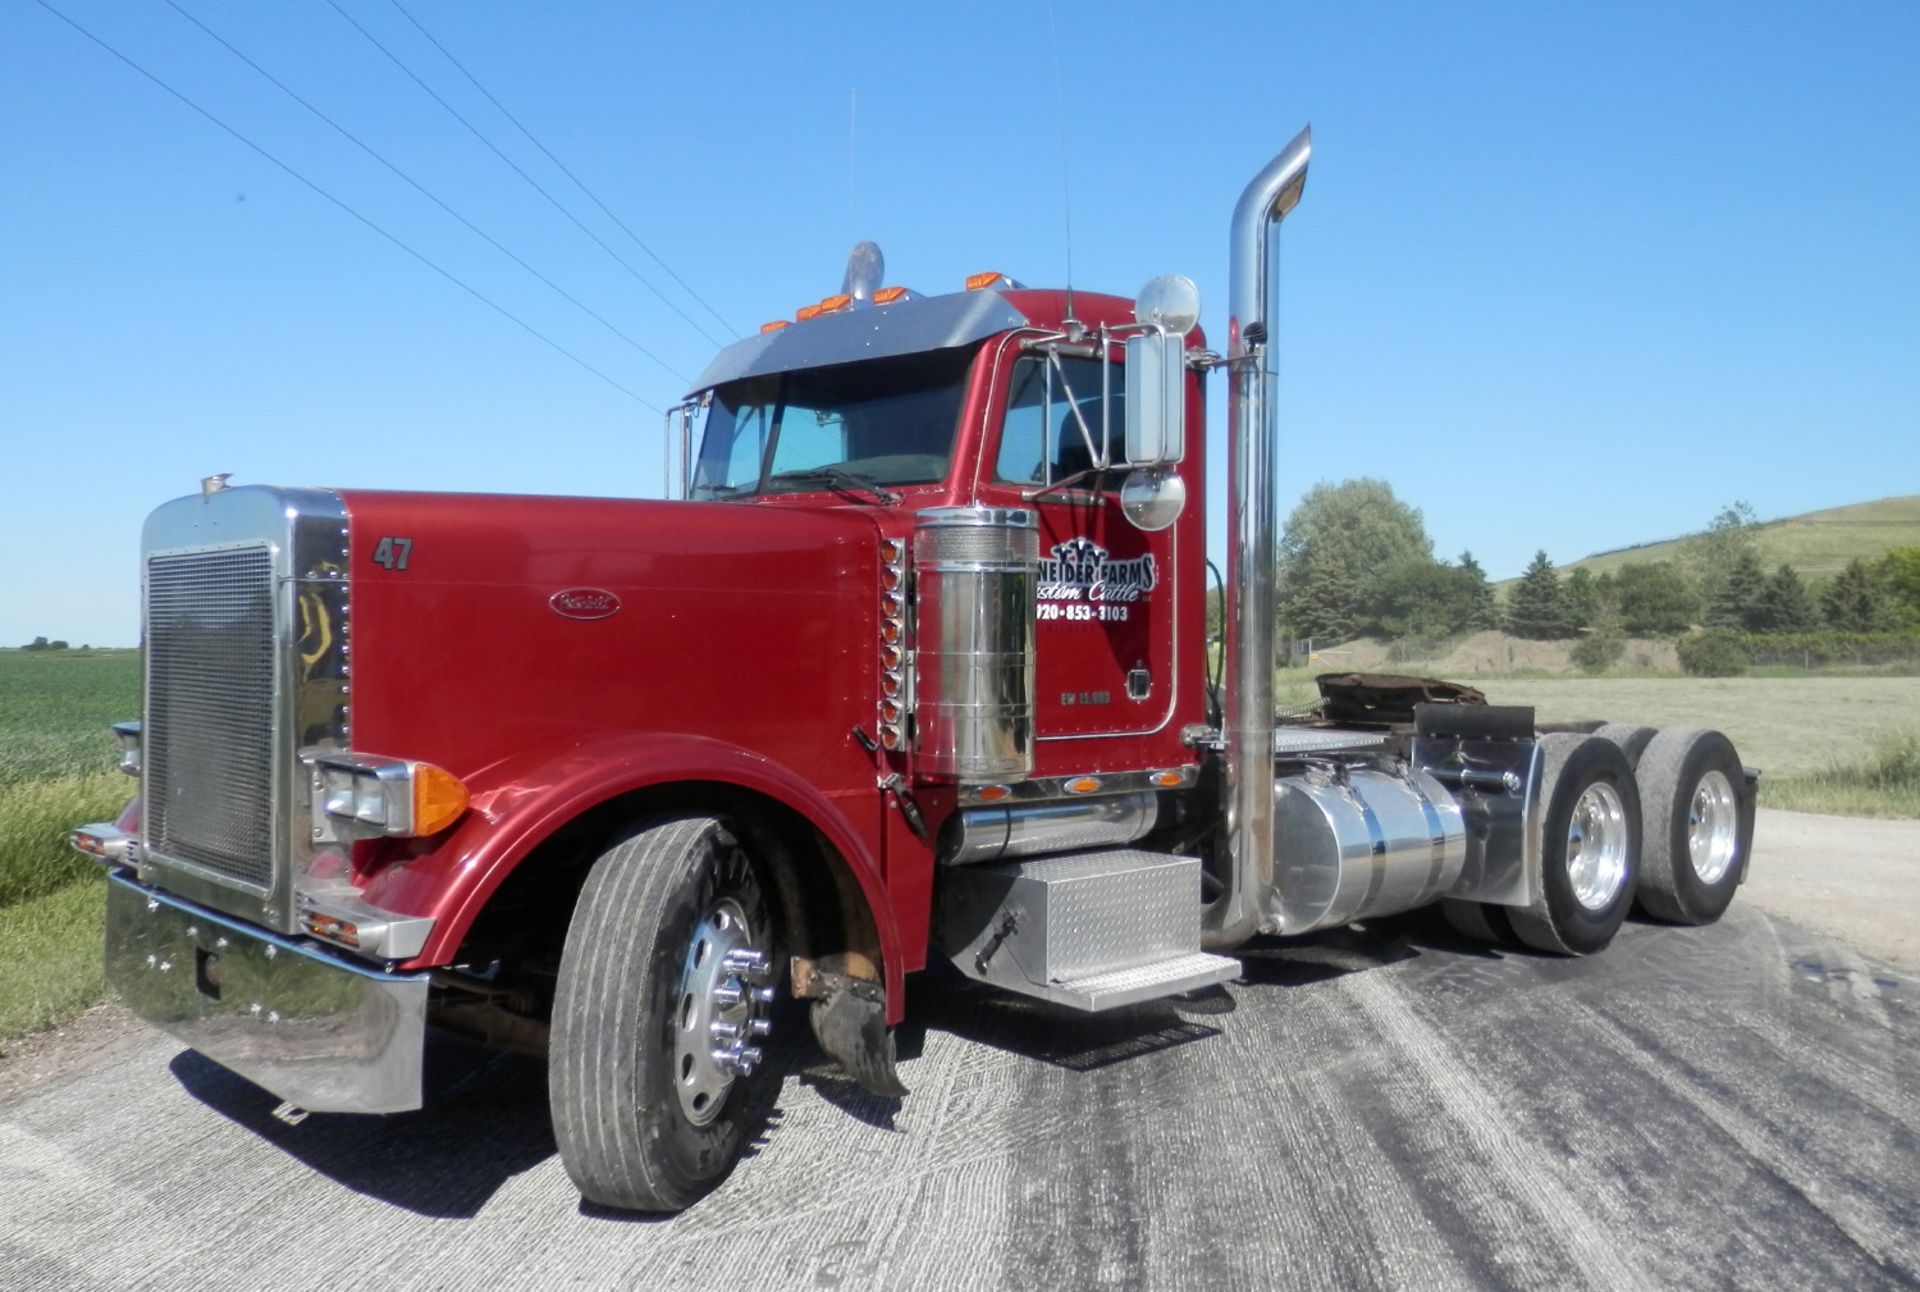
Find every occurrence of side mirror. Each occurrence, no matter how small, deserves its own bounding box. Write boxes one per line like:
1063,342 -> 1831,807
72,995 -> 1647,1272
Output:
1124,329 -> 1185,466
1123,274 -> 1198,467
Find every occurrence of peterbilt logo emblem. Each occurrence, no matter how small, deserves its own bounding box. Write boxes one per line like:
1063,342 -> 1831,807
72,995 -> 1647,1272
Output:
548,588 -> 622,620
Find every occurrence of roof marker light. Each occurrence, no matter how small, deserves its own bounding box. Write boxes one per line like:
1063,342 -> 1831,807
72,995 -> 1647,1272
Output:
872,286 -> 909,304
965,271 -> 1004,291
817,293 -> 853,314
760,320 -> 790,333
795,303 -> 825,321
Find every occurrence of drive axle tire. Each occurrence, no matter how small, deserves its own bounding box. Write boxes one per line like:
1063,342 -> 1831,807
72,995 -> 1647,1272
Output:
550,816 -> 776,1213
1440,898 -> 1513,946
1634,728 -> 1751,926
1508,734 -> 1642,956
1593,723 -> 1657,770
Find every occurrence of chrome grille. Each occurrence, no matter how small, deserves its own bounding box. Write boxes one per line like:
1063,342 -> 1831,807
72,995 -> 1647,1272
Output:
146,546 -> 278,889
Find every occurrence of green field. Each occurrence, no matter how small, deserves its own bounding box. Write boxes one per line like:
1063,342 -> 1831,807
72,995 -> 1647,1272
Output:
0,649 -> 139,1043
1554,494 -> 1920,582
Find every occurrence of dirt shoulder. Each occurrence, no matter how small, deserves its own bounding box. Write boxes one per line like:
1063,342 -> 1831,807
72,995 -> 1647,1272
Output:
1742,807 -> 1920,970
0,1001 -> 145,1107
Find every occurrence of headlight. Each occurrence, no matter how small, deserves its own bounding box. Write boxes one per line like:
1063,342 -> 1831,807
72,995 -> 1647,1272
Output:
307,751 -> 469,838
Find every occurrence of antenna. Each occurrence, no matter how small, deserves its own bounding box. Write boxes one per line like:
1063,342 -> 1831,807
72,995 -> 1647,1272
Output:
1045,0 -> 1075,319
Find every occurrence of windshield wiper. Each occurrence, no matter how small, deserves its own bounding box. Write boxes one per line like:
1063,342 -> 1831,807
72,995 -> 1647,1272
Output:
764,468 -> 901,505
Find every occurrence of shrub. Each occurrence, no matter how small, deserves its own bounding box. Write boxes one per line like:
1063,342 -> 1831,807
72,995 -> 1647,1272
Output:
1677,629 -> 1751,677
1738,629 -> 1920,669
1570,632 -> 1626,674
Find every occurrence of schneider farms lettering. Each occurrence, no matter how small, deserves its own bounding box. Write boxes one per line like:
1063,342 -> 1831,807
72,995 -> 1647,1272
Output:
1037,538 -> 1157,607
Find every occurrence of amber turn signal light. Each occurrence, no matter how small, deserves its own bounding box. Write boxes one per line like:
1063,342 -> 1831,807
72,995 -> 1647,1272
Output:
411,763 -> 470,836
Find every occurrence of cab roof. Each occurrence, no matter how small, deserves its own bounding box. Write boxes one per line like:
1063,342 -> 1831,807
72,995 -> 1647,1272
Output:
688,287 -> 1158,395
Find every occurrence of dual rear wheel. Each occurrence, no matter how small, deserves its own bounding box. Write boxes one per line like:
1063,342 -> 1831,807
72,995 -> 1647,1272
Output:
1443,727 -> 1751,955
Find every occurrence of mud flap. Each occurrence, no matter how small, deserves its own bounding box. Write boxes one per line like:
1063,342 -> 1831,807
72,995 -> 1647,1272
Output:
792,958 -> 908,1097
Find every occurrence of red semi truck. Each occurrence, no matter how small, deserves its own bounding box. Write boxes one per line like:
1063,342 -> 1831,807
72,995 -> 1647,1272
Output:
71,128 -> 1755,1212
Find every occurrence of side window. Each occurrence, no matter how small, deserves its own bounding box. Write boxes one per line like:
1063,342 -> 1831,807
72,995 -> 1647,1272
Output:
994,355 -> 1125,486
995,359 -> 1049,483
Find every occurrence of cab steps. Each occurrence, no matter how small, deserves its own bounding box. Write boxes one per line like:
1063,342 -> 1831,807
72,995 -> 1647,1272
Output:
936,848 -> 1239,1012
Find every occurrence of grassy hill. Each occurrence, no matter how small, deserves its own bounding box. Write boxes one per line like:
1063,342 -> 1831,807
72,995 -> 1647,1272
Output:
1499,494 -> 1920,586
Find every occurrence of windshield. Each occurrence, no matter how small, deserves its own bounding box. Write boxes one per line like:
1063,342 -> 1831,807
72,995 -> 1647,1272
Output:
690,347 -> 976,499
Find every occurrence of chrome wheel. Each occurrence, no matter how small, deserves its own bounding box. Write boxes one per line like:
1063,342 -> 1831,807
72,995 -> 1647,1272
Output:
672,899 -> 773,1127
1566,781 -> 1630,911
1687,769 -> 1739,885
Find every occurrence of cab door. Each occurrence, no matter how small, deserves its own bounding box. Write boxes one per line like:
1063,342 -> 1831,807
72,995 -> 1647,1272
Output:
979,351 -> 1182,744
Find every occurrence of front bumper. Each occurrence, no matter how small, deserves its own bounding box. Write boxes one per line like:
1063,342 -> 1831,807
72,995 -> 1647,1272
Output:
106,872 -> 429,1113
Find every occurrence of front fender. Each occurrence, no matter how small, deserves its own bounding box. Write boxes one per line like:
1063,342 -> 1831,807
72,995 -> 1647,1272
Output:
363,732 -> 901,1017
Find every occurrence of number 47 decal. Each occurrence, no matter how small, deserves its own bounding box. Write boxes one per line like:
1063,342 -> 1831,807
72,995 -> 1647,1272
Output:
371,536 -> 413,571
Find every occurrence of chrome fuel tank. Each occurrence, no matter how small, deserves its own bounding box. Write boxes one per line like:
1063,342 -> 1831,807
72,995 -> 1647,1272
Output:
1270,766 -> 1466,935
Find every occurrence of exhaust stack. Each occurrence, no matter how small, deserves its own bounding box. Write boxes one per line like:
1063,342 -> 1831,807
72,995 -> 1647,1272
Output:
1205,126 -> 1312,949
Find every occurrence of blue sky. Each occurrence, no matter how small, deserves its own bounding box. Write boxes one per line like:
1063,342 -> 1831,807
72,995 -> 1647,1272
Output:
4,1 -> 1916,647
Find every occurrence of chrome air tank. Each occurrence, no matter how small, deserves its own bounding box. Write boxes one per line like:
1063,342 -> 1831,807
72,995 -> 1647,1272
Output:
913,507 -> 1039,782
1269,765 -> 1466,934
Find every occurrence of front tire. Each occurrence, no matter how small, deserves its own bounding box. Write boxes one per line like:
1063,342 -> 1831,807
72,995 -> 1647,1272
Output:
1634,728 -> 1751,925
549,815 -> 776,1213
1508,733 -> 1642,956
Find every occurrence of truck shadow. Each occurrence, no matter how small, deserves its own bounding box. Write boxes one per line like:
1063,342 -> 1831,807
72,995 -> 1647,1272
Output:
168,1034 -> 559,1220
167,1023 -> 817,1222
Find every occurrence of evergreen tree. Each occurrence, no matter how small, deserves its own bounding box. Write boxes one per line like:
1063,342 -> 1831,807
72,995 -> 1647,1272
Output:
1564,567 -> 1599,633
1289,548 -> 1359,643
1506,551 -> 1572,640
1706,549 -> 1768,630
1457,551 -> 1499,630
1754,564 -> 1816,633
1821,558 -> 1891,631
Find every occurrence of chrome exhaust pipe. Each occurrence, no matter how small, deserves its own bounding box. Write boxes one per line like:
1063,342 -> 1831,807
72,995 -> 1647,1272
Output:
1204,126 -> 1311,950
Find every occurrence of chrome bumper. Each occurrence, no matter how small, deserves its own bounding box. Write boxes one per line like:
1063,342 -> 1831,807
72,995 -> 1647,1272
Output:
105,872 -> 428,1114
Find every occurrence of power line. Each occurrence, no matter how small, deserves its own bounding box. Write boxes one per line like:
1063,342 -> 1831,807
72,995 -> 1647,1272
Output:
385,0 -> 738,339
163,0 -> 689,386
31,0 -> 660,411
322,0 -> 729,351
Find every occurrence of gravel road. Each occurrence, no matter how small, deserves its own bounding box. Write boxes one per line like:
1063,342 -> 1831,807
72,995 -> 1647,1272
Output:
2,813 -> 1916,1291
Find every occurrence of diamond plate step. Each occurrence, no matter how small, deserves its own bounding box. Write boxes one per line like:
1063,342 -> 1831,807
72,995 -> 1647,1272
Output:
1044,951 -> 1241,1012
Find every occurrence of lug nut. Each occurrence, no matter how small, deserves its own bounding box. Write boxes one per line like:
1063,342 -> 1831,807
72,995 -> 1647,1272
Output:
752,985 -> 776,1005
747,1017 -> 772,1038
712,980 -> 743,1008
721,948 -> 772,984
710,1019 -> 741,1041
